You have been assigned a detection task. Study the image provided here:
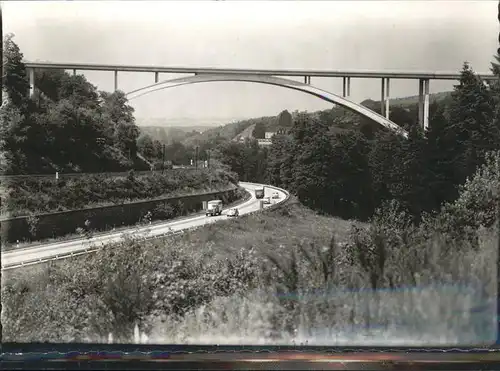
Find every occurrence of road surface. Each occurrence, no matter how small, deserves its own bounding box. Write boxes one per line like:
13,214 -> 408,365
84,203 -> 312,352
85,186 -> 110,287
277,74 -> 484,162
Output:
1,182 -> 288,270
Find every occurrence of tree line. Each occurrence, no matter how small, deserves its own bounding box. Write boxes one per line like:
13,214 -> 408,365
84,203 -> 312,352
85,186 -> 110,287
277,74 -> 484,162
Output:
212,62 -> 500,224
1,34 -> 145,174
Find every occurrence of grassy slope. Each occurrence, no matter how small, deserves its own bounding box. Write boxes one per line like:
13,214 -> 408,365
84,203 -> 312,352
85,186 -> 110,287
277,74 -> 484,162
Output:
387,91 -> 453,107
2,169 -> 237,217
1,198 -> 360,341
2,196 -> 495,345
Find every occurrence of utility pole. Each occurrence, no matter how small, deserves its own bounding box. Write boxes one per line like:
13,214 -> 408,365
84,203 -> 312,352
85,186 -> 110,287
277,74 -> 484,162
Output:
207,150 -> 210,169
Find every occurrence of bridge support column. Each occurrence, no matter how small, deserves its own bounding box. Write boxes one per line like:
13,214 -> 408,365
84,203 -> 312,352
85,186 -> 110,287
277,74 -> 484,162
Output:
380,78 -> 390,119
423,79 -> 430,130
114,70 -> 118,92
304,76 -> 311,84
342,77 -> 351,98
73,69 -> 76,76
28,67 -> 35,97
155,72 -> 159,83
418,79 -> 430,130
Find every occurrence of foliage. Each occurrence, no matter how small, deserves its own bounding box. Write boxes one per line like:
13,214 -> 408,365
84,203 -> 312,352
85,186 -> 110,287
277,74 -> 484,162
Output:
2,191 -> 496,344
213,138 -> 268,183
3,33 -> 30,108
252,122 -> 266,139
2,168 -> 238,216
0,35 -> 147,174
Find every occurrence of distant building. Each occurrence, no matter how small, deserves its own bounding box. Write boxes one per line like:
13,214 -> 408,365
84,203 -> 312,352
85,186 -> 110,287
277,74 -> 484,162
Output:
276,127 -> 289,135
257,139 -> 273,147
264,132 -> 275,139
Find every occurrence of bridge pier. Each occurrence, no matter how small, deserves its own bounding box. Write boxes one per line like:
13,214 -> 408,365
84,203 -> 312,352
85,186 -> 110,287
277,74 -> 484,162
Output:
304,76 -> 311,84
342,77 -> 351,98
73,69 -> 76,76
155,72 -> 159,83
380,78 -> 390,119
418,79 -> 430,130
28,67 -> 35,97
114,70 -> 118,91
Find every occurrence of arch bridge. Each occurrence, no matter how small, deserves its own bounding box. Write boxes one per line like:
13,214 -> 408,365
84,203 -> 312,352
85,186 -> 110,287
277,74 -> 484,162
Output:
23,62 -> 496,137
125,74 -> 408,138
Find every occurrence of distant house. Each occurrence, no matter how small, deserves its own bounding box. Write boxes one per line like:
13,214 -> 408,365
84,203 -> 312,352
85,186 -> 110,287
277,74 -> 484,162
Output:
257,139 -> 273,147
276,127 -> 289,135
264,132 -> 275,139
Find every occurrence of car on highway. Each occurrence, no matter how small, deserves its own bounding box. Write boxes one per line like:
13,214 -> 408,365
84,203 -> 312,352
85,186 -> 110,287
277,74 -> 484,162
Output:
227,208 -> 239,217
272,191 -> 280,199
263,197 -> 271,205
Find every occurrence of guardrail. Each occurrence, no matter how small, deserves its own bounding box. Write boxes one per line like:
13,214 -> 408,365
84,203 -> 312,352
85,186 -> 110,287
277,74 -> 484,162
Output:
1,228 -> 190,270
1,183 -> 290,271
240,182 -> 291,212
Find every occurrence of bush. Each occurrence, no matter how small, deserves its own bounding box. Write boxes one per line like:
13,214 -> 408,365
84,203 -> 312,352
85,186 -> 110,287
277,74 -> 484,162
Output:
3,167 -> 497,345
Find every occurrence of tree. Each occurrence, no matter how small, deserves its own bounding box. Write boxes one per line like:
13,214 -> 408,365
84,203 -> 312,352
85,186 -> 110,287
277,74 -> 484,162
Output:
277,109 -> 293,128
137,134 -> 163,160
252,122 -> 266,139
425,102 -> 460,208
447,62 -> 497,184
368,130 -> 405,211
291,114 -> 335,211
267,134 -> 290,186
100,90 -> 140,161
3,34 -> 30,109
34,68 -> 67,103
328,130 -> 373,219
395,125 -> 432,220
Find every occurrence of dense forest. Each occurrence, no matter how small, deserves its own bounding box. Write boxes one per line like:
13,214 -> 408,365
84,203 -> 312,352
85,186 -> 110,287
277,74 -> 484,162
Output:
211,63 -> 500,225
0,34 -> 149,174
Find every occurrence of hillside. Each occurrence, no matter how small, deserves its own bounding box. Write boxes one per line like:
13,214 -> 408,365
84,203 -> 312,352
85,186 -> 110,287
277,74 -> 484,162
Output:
138,90 -> 455,154
139,126 -> 205,145
203,91 -> 455,143
182,116 -> 276,146
386,91 -> 453,107
233,123 -> 256,141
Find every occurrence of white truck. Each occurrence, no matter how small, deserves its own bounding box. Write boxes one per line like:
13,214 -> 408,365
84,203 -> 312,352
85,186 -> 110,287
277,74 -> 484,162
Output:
206,200 -> 223,216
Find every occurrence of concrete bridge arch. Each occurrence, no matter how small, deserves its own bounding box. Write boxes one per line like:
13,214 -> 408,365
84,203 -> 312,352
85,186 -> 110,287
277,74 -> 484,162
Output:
125,74 -> 409,138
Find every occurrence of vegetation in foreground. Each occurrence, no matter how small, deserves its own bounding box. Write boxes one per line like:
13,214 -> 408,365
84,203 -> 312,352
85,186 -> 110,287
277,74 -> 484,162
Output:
3,153 -> 497,345
2,166 -> 238,217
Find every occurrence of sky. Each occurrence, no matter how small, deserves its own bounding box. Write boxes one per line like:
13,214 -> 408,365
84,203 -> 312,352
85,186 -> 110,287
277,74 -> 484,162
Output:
3,0 -> 499,126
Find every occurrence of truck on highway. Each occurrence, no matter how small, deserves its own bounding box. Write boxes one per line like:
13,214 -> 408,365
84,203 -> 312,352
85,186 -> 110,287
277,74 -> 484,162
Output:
255,187 -> 265,199
206,200 -> 223,216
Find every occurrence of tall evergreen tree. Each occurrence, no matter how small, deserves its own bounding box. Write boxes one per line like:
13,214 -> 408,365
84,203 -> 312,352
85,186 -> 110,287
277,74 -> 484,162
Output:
425,102 -> 460,209
447,62 -> 497,183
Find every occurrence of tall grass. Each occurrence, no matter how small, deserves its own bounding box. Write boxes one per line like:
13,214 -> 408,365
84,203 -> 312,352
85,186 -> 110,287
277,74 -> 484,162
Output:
2,150 -> 499,346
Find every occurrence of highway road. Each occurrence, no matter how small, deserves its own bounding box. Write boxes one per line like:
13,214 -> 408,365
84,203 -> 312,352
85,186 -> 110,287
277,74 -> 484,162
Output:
1,182 -> 288,270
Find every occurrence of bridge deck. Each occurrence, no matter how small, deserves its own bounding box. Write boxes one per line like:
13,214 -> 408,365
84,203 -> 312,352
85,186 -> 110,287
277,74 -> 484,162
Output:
24,62 -> 495,80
